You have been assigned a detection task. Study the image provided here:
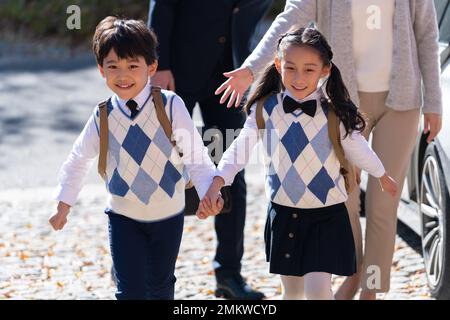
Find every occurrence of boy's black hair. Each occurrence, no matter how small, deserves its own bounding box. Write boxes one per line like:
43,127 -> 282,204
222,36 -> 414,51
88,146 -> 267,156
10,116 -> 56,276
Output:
245,26 -> 366,138
92,16 -> 158,66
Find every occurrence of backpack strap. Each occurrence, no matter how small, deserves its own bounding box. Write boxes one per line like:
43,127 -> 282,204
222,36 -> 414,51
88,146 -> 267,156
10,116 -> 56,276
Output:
152,86 -> 176,148
151,86 -> 193,188
255,98 -> 266,131
97,100 -> 108,180
326,101 -> 356,194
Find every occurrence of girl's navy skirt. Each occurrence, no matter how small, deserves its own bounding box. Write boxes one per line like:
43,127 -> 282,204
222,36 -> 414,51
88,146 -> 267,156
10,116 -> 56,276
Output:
264,201 -> 357,277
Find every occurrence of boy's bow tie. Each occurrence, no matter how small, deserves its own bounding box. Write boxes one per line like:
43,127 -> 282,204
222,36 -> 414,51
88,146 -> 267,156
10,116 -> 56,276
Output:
282,95 -> 317,117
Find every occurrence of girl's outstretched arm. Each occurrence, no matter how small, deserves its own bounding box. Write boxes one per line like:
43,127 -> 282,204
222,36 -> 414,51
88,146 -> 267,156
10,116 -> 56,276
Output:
171,95 -> 217,200
216,104 -> 260,186
340,124 -> 397,197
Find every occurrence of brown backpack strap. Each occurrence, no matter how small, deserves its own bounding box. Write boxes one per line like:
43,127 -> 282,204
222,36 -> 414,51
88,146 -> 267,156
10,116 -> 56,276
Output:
152,86 -> 176,147
97,100 -> 108,180
151,86 -> 192,188
327,102 -> 356,193
327,105 -> 347,169
255,99 -> 266,131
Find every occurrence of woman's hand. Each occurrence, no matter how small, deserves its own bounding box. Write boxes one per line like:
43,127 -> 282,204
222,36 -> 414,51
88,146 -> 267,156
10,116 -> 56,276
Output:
378,173 -> 398,197
423,113 -> 442,144
215,67 -> 254,108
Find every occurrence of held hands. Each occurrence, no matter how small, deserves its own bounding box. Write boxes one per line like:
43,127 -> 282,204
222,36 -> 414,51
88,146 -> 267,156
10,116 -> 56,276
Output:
196,176 -> 226,219
215,67 -> 254,108
49,201 -> 71,231
379,173 -> 398,197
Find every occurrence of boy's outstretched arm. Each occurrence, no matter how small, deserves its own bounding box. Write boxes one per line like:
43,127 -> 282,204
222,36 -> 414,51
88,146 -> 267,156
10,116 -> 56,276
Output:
51,112 -> 99,231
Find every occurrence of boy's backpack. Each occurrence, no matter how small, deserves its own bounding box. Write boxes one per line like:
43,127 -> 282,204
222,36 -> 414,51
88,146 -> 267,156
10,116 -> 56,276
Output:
97,86 -> 231,215
255,96 -> 359,195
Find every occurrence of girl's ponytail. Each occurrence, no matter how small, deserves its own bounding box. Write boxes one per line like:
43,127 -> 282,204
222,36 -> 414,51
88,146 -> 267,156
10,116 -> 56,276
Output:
245,63 -> 282,115
326,62 -> 366,137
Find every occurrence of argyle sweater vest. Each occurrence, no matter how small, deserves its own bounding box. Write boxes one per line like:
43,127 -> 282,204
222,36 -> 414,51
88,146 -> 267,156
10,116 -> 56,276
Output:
93,90 -> 188,221
260,93 -> 348,208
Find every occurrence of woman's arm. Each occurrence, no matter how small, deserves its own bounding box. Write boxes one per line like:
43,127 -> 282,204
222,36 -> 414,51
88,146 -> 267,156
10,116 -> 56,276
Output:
216,0 -> 316,108
413,0 -> 442,115
243,0 -> 316,78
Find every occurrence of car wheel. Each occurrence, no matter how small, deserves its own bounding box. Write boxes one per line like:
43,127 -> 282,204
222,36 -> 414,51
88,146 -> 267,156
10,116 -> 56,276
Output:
420,143 -> 450,299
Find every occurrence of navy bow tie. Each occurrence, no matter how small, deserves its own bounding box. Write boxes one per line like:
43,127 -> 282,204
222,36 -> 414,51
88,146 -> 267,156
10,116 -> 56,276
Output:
283,95 -> 317,117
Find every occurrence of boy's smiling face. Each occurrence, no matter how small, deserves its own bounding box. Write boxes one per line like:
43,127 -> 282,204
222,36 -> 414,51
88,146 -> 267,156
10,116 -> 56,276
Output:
275,45 -> 330,100
98,49 -> 157,100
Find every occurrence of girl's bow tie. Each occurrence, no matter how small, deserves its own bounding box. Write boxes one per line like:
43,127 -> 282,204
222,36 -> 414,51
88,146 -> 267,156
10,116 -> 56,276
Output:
282,95 -> 317,117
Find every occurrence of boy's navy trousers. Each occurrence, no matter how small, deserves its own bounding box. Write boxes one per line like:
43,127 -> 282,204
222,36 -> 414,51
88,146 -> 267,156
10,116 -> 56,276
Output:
107,211 -> 184,300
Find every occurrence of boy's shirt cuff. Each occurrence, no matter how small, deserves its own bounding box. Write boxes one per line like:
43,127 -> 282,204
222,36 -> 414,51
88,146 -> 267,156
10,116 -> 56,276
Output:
54,184 -> 78,207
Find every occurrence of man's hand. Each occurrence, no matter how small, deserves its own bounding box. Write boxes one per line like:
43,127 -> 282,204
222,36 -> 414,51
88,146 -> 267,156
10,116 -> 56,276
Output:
49,201 -> 71,231
215,67 -> 254,108
423,113 -> 442,144
151,70 -> 176,90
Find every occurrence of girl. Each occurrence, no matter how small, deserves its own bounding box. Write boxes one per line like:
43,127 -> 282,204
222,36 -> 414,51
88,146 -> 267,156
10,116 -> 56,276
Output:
197,27 -> 397,300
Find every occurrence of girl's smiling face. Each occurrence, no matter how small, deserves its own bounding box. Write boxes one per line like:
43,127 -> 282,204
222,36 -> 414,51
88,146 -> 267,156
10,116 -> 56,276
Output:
275,45 -> 330,100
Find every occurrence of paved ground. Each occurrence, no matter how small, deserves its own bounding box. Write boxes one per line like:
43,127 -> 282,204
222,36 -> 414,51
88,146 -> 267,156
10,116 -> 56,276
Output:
0,176 -> 432,300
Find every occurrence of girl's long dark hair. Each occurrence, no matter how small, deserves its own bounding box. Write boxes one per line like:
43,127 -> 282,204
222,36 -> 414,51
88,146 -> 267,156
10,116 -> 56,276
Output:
245,26 -> 366,137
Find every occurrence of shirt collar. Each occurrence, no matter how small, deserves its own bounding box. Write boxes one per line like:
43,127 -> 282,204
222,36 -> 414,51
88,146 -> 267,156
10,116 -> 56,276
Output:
115,81 -> 151,112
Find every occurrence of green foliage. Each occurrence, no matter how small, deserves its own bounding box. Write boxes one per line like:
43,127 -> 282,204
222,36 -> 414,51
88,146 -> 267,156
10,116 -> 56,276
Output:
0,0 -> 286,45
0,0 -> 149,44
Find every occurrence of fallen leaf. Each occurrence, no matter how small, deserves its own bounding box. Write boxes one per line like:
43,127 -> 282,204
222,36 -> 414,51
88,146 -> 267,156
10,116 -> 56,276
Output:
19,251 -> 29,261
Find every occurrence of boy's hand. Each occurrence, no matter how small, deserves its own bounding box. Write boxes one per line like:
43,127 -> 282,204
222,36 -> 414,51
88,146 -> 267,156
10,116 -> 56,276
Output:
196,176 -> 225,219
49,201 -> 71,231
379,173 -> 398,197
196,195 -> 224,220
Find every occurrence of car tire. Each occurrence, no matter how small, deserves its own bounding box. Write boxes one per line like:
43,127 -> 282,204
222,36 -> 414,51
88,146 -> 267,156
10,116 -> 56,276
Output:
419,143 -> 450,299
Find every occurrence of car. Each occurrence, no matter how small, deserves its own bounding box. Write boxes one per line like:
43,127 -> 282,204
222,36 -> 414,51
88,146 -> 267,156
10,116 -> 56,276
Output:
360,0 -> 450,300
406,0 -> 450,299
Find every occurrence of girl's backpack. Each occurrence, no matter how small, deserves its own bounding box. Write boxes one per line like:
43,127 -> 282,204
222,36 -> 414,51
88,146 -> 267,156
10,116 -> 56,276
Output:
97,86 -> 232,215
255,96 -> 359,195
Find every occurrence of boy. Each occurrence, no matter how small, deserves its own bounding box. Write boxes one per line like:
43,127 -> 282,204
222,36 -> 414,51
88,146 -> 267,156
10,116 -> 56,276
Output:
49,16 -> 223,300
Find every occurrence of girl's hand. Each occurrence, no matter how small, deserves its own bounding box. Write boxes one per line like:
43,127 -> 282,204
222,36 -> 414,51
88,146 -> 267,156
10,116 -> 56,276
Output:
49,201 -> 71,231
215,67 -> 254,108
196,195 -> 224,219
379,173 -> 398,197
196,176 -> 226,219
